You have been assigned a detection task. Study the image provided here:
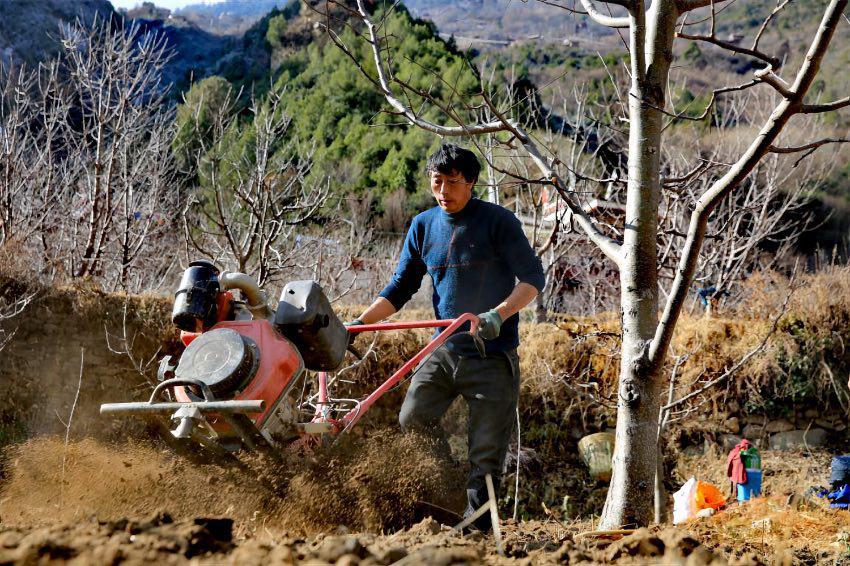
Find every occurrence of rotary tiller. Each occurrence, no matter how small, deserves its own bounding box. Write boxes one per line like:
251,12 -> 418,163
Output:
100,260 -> 480,456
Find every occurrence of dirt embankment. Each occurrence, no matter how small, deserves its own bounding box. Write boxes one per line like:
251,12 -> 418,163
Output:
0,432 -> 464,535
0,281 -> 178,449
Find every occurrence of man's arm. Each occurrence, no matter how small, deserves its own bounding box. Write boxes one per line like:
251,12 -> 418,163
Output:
479,209 -> 546,332
352,221 -> 425,325
356,296 -> 397,324
493,282 -> 539,322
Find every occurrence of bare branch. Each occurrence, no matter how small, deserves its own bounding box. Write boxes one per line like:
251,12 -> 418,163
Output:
676,0 -> 732,11
649,0 -> 848,368
328,0 -> 625,266
535,0 -> 589,15
676,32 -> 780,70
800,96 -> 850,113
753,67 -> 793,98
350,0 -> 506,136
753,0 -> 793,51
579,0 -> 631,27
768,137 -> 850,154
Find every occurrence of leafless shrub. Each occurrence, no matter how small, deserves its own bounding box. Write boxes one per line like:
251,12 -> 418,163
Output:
0,17 -> 182,291
0,283 -> 36,352
179,86 -> 334,287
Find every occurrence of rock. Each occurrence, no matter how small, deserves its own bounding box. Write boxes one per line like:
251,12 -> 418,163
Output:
406,545 -> 482,564
416,518 -> 441,536
317,537 -> 367,562
0,532 -> 24,549
379,547 -> 408,563
769,428 -> 828,450
742,423 -> 765,440
268,546 -> 296,563
765,419 -> 794,433
835,423 -> 847,432
804,409 -> 819,419
815,418 -> 836,430
607,528 -> 665,560
725,417 -> 741,434
696,508 -> 716,518
719,434 -> 743,451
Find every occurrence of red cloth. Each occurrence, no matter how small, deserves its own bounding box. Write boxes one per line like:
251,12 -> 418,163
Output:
726,439 -> 751,484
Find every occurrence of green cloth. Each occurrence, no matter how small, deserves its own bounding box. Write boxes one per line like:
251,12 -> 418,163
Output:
741,447 -> 761,470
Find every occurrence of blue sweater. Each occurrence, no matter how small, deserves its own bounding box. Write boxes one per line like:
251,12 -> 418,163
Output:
380,198 -> 546,355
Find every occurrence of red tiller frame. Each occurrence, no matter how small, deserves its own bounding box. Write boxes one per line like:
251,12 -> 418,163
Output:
312,313 -> 480,432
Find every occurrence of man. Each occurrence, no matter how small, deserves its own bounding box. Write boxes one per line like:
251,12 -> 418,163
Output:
349,143 -> 545,529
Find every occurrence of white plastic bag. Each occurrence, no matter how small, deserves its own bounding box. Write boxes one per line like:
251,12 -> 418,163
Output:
672,476 -> 697,525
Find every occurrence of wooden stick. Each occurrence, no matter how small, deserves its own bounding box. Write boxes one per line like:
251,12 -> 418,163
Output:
451,501 -> 490,533
485,473 -> 504,556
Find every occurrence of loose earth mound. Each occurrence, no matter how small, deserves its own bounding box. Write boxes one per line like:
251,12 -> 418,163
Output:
0,432 -> 465,535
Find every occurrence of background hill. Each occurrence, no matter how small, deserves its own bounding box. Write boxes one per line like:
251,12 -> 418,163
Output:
174,0 -> 295,35
1,0 -> 848,285
0,0 -> 115,68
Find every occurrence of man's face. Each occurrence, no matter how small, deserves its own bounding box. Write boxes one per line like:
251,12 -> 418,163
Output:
430,169 -> 474,213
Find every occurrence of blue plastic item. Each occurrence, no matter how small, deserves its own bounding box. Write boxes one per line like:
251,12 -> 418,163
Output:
737,469 -> 763,501
830,456 -> 850,490
827,484 -> 850,509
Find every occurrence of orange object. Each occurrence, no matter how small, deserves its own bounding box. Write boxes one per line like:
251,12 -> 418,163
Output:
695,481 -> 726,510
174,319 -> 304,434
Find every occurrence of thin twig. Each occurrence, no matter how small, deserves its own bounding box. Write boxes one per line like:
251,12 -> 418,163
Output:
61,347 -> 85,509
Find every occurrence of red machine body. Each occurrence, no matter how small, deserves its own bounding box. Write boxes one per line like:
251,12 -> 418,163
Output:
174,320 -> 304,436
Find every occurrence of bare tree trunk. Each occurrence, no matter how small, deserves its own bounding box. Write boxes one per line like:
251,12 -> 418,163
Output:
600,0 -> 677,529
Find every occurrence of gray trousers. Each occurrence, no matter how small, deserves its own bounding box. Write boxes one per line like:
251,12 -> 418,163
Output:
399,344 -> 520,529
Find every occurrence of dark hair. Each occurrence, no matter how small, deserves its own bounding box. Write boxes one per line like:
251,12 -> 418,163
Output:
425,143 -> 481,183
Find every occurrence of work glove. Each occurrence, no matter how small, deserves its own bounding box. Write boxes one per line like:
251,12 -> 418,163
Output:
344,319 -> 364,346
476,310 -> 503,341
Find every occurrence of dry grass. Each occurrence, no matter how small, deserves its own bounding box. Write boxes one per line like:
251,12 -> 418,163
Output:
688,496 -> 850,563
673,448 -> 847,563
516,267 -> 850,423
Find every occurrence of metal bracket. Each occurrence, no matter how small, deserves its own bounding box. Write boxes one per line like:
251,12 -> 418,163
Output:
157,356 -> 176,382
169,405 -> 216,439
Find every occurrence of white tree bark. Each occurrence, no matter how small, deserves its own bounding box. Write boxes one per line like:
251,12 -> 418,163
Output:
599,0 -> 679,528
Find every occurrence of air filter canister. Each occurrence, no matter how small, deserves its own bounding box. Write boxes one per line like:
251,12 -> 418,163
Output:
175,328 -> 258,397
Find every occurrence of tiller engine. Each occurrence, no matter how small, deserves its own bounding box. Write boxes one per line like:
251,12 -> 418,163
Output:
100,260 -> 479,456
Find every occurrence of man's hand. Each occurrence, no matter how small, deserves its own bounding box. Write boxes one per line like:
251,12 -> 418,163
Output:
344,319 -> 364,346
476,310 -> 503,341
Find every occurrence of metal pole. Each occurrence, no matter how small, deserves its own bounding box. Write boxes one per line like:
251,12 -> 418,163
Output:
100,400 -> 264,415
340,313 -> 479,429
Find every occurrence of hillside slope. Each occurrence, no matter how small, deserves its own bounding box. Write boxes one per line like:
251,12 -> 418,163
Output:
0,0 -> 115,67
